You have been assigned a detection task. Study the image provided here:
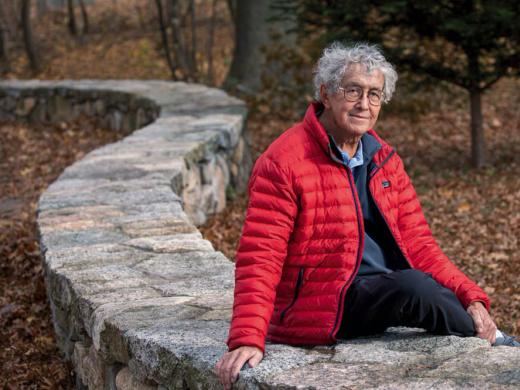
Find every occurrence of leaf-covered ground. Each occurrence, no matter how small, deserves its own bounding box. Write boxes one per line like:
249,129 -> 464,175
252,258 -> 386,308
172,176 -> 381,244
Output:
0,1 -> 518,389
0,119 -> 131,389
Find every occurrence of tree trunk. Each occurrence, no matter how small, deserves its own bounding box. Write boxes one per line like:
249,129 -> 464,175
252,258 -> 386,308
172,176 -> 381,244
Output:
67,0 -> 77,35
155,0 -> 177,79
170,0 -> 189,79
78,0 -> 88,34
225,0 -> 270,93
469,88 -> 486,168
206,0 -> 217,85
0,21 -> 9,73
467,50 -> 486,168
226,0 -> 236,24
21,0 -> 41,74
0,1 -> 19,40
188,0 -> 197,78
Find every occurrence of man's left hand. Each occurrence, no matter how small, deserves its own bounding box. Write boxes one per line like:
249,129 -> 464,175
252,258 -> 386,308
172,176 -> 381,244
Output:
467,301 -> 497,344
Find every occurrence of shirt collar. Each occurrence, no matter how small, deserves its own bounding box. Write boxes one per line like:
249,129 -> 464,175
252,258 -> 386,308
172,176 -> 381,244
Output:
327,133 -> 363,169
328,133 -> 381,170
341,140 -> 364,169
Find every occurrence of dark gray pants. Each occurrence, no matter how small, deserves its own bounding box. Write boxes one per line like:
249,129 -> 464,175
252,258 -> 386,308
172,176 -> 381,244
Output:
337,269 -> 476,339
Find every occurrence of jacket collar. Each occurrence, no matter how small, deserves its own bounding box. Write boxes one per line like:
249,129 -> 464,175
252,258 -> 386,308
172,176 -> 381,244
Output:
303,102 -> 393,166
361,133 -> 382,165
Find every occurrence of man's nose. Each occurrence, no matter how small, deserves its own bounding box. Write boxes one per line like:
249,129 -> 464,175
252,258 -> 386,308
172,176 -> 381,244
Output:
355,94 -> 369,111
358,93 -> 370,110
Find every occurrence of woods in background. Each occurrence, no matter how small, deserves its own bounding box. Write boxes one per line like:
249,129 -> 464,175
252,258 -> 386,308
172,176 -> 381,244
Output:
0,0 -> 90,74
0,0 -> 286,92
0,0 -> 518,167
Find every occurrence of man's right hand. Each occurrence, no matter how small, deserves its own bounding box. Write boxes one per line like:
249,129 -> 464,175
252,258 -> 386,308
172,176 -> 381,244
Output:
214,346 -> 263,389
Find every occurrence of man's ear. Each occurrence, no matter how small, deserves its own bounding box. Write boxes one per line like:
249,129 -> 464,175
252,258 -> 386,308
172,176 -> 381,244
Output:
320,85 -> 331,108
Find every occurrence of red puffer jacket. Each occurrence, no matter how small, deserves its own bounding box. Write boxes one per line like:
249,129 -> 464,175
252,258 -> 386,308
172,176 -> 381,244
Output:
226,103 -> 489,353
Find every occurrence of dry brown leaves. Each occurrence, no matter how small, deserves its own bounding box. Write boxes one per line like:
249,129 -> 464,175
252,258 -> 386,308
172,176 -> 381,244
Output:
1,1 -> 519,388
0,118 -> 130,389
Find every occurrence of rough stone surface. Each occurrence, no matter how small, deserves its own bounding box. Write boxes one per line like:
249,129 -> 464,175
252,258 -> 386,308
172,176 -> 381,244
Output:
73,342 -> 106,390
2,79 -> 519,389
116,368 -> 157,390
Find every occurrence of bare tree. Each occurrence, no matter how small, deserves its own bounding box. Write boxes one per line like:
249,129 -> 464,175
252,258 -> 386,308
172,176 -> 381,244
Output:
170,0 -> 196,81
155,0 -> 218,82
21,0 -> 41,73
169,0 -> 190,79
187,0 -> 197,77
225,0 -> 270,92
1,1 -> 21,40
0,0 -> 21,69
155,0 -> 177,79
206,0 -> 218,84
0,2 -> 10,72
0,22 -> 9,73
67,0 -> 77,35
78,0 -> 88,34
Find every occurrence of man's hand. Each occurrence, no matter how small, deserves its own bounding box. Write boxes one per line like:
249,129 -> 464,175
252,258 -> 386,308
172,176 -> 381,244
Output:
467,301 -> 497,344
214,346 -> 263,389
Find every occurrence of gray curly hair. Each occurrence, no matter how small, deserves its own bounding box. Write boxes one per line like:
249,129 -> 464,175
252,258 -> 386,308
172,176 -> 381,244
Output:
313,42 -> 398,103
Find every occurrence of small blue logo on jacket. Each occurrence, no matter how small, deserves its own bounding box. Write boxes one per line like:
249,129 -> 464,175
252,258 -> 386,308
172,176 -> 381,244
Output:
382,180 -> 391,188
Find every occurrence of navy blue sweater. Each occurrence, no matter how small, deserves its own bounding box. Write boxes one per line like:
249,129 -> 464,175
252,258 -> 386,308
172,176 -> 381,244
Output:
329,133 -> 409,276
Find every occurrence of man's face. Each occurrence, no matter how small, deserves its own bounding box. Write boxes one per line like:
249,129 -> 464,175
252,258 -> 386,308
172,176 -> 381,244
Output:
322,63 -> 385,137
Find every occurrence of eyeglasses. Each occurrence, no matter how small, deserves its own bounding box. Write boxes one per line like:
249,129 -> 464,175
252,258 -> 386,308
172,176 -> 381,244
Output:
338,85 -> 384,106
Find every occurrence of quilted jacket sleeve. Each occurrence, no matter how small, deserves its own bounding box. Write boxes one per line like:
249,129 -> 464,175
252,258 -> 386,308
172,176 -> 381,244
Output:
395,156 -> 490,310
226,155 -> 298,353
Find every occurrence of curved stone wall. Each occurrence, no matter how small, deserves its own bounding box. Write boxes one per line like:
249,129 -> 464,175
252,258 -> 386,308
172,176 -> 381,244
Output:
1,80 -> 519,390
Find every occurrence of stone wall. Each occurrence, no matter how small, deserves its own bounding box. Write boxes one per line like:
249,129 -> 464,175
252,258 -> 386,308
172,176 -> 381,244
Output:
1,80 -> 519,390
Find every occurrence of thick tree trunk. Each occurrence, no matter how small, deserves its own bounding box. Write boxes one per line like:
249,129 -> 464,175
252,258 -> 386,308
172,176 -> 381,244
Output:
469,88 -> 486,168
225,0 -> 270,93
21,0 -> 41,74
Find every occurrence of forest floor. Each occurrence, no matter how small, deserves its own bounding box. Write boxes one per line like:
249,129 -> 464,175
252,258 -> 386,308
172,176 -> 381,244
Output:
0,118 -> 130,389
0,1 -> 519,389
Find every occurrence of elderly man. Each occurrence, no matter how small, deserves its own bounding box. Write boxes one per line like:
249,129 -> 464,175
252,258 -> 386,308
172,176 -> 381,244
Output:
215,42 -> 519,389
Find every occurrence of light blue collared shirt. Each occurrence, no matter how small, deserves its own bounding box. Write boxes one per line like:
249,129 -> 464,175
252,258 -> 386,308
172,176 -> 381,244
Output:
339,139 -> 364,170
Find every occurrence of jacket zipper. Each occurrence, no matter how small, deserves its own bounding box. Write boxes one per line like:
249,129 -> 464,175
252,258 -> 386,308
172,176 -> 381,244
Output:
368,165 -> 413,268
368,148 -> 412,266
328,166 -> 364,340
369,150 -> 395,180
280,267 -> 305,323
